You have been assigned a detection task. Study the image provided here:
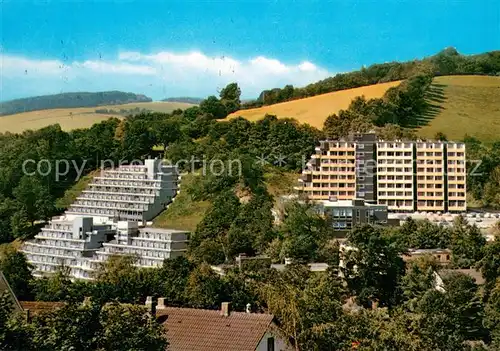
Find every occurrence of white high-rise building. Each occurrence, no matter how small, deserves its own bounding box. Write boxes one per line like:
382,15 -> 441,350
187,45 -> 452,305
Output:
22,159 -> 189,280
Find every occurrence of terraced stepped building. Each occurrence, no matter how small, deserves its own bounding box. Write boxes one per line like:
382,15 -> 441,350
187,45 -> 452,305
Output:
22,159 -> 189,280
297,133 -> 466,213
66,159 -> 178,223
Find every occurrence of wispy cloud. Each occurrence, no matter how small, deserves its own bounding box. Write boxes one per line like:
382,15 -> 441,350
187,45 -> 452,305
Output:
0,51 -> 332,101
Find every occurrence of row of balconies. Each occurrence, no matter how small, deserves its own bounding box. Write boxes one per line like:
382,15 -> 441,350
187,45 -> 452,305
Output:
99,173 -> 152,180
378,159 -> 413,165
78,193 -> 154,203
302,189 -> 356,197
95,175 -> 169,183
67,207 -> 145,219
77,196 -> 151,205
24,253 -> 75,266
72,201 -> 149,210
377,151 -> 413,157
37,232 -> 83,241
27,240 -> 86,250
83,189 -> 159,196
320,159 -> 356,165
22,245 -> 85,258
378,192 -> 413,198
91,180 -> 163,188
43,224 -> 73,232
98,247 -> 172,258
309,182 -> 356,189
378,168 -> 414,173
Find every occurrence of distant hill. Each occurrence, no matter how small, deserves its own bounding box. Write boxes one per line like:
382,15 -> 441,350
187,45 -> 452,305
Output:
162,97 -> 202,104
0,101 -> 195,133
0,91 -> 152,116
227,81 -> 402,128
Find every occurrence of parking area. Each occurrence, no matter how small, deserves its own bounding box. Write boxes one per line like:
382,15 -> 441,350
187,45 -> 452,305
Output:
388,211 -> 499,232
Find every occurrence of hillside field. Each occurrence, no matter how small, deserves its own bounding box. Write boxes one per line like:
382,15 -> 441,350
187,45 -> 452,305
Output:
417,75 -> 500,142
0,101 -> 195,133
227,81 -> 403,128
228,75 -> 500,143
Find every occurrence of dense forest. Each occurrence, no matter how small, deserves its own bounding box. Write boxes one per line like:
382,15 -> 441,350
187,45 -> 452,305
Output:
243,48 -> 500,108
2,213 -> 500,349
0,91 -> 152,116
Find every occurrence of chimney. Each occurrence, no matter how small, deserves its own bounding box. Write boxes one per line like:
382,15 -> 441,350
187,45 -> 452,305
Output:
157,297 -> 166,310
221,302 -> 231,317
145,296 -> 156,316
246,303 -> 251,314
24,309 -> 31,323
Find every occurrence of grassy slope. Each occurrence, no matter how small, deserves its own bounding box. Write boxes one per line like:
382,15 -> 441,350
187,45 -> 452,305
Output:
0,101 -> 195,133
153,168 -> 299,231
417,75 -> 500,142
226,81 -> 402,128
55,171 -> 100,210
153,173 -> 211,232
264,168 -> 299,199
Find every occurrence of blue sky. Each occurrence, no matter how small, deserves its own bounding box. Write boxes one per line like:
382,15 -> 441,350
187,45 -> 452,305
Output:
1,0 -> 499,101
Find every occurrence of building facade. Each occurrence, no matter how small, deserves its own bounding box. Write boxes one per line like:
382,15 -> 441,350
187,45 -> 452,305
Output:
66,159 -> 178,223
22,217 -> 189,280
315,198 -> 388,231
22,159 -> 188,280
299,139 -> 356,200
297,133 -> 466,212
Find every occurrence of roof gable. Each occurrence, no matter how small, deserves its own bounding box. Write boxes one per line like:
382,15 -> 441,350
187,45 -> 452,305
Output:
0,271 -> 22,312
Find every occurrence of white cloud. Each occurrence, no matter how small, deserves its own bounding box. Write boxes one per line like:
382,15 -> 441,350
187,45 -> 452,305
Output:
78,60 -> 156,75
0,51 -> 332,101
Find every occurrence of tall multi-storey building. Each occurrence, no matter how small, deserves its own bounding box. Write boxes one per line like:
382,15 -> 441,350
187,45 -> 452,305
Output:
298,139 -> 356,200
415,141 -> 446,212
446,143 -> 467,212
376,140 -> 415,212
22,158 -> 188,280
297,133 -> 466,213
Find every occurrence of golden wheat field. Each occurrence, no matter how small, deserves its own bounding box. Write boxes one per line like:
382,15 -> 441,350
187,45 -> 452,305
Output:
226,80 -> 403,128
0,102 -> 195,133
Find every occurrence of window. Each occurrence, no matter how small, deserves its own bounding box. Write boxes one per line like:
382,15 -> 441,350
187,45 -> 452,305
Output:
267,337 -> 275,351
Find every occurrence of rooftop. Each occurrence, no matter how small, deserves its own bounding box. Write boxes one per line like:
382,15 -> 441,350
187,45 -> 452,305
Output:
440,269 -> 485,286
156,307 -> 275,351
19,301 -> 66,316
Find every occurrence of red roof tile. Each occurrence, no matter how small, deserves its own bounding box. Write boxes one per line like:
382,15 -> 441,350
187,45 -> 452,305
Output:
156,307 -> 275,351
19,301 -> 65,315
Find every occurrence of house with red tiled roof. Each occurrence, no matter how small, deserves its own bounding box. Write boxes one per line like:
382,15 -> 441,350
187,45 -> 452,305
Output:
19,301 -> 66,318
150,298 -> 291,351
